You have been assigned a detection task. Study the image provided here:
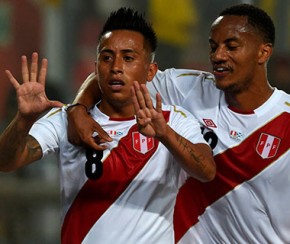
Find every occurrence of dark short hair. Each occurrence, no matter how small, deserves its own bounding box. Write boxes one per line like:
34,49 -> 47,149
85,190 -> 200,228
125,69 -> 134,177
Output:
219,4 -> 275,46
99,7 -> 157,53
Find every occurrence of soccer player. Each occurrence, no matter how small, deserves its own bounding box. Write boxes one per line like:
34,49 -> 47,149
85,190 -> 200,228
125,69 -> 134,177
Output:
0,8 -> 215,243
66,4 -> 290,243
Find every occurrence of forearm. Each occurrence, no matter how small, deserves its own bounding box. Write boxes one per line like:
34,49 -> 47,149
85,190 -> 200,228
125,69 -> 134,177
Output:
158,126 -> 216,182
0,113 -> 42,172
72,73 -> 101,109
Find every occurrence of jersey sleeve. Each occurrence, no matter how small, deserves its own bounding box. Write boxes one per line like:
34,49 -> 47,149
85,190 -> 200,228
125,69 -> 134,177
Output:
29,107 -> 66,157
147,68 -> 214,105
167,104 -> 207,145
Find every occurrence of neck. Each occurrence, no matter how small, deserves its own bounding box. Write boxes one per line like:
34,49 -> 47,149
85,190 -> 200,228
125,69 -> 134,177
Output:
98,101 -> 135,118
225,82 -> 274,112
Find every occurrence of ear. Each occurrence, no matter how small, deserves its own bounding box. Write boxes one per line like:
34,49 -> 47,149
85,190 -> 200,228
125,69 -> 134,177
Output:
258,43 -> 273,64
146,62 -> 158,82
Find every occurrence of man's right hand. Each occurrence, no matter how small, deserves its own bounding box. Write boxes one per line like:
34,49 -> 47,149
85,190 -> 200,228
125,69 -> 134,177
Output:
66,104 -> 112,151
5,52 -> 63,122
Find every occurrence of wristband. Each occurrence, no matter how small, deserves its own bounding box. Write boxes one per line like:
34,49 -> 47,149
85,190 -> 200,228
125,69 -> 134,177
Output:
65,103 -> 88,112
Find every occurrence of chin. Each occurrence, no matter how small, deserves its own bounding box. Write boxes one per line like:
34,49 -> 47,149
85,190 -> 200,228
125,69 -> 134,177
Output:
215,81 -> 237,93
215,80 -> 229,90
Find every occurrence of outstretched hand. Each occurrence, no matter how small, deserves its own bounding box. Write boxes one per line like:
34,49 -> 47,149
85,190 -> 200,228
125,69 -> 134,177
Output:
5,52 -> 63,120
131,81 -> 168,138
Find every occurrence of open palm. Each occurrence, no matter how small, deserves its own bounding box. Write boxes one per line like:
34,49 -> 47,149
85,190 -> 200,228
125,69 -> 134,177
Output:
5,52 -> 63,119
131,81 -> 167,138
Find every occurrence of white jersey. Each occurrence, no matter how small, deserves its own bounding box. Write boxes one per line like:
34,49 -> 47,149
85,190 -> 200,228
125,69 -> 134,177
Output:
148,68 -> 290,244
29,103 -> 207,244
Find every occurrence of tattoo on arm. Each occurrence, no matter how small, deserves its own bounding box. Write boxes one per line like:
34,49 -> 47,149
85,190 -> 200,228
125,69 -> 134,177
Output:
26,135 -> 43,162
0,123 -> 42,169
176,133 -> 206,171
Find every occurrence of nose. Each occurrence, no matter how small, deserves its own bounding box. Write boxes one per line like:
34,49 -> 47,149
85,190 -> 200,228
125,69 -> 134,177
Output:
210,46 -> 227,63
111,56 -> 123,74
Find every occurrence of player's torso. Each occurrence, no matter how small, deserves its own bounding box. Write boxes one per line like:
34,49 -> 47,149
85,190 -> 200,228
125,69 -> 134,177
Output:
59,106 -> 182,244
178,87 -> 290,243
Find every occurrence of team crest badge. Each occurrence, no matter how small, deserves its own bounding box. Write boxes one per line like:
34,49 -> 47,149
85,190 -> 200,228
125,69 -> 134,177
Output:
132,132 -> 154,154
256,133 -> 280,159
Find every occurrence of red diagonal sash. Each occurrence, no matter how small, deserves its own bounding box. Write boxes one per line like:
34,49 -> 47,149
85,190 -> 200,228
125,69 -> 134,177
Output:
174,112 -> 290,242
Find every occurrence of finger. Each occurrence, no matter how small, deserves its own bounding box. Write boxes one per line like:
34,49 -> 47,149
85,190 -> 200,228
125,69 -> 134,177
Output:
5,70 -> 20,89
131,85 -> 141,115
38,58 -> 48,86
21,55 -> 29,83
155,93 -> 162,113
139,84 -> 152,118
133,81 -> 146,109
30,52 -> 38,82
131,85 -> 148,122
93,124 -> 112,142
49,100 -> 64,108
84,137 -> 107,151
141,84 -> 154,109
132,82 -> 152,122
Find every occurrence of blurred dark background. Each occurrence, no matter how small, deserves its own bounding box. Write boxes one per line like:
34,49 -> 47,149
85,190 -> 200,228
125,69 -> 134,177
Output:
0,0 -> 289,243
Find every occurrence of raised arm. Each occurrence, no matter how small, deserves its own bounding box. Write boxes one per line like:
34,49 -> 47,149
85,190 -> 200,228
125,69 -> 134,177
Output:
131,81 -> 216,182
66,73 -> 112,151
0,52 -> 63,172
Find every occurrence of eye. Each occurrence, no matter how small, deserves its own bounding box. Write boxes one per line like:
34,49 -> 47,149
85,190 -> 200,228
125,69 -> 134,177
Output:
209,45 -> 217,53
124,56 -> 134,62
99,52 -> 113,62
226,41 -> 240,51
102,55 -> 112,62
227,45 -> 238,51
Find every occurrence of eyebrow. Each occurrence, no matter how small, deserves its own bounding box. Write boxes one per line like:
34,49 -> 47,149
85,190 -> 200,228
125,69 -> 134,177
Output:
209,37 -> 239,44
99,48 -> 139,55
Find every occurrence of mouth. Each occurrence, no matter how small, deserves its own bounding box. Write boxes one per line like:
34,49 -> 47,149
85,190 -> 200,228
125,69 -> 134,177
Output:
213,65 -> 231,77
108,79 -> 125,90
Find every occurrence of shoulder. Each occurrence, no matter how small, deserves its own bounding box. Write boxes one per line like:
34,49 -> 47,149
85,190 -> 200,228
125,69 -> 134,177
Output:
161,104 -> 207,144
41,107 -> 67,123
272,89 -> 290,112
31,107 -> 67,135
162,104 -> 198,122
156,68 -> 214,82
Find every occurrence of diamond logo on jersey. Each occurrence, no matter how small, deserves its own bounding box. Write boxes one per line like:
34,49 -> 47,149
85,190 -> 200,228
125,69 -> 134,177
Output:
132,132 -> 154,154
202,119 -> 217,128
256,133 -> 280,159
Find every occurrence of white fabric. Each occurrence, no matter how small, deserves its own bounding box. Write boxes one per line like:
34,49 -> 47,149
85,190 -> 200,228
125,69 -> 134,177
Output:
148,68 -> 290,243
29,103 -> 207,244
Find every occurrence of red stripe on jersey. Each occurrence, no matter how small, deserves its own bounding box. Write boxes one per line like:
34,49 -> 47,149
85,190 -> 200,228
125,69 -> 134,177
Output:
174,112 -> 290,242
61,111 -> 170,244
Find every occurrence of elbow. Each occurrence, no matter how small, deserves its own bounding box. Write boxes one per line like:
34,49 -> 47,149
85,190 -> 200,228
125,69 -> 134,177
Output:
203,168 -> 216,182
199,159 -> 216,183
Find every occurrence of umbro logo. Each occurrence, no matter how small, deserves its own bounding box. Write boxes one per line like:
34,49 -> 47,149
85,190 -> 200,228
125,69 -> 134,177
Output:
203,118 -> 217,128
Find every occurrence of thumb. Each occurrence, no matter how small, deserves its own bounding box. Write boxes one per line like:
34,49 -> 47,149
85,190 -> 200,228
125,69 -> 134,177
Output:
49,100 -> 64,108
